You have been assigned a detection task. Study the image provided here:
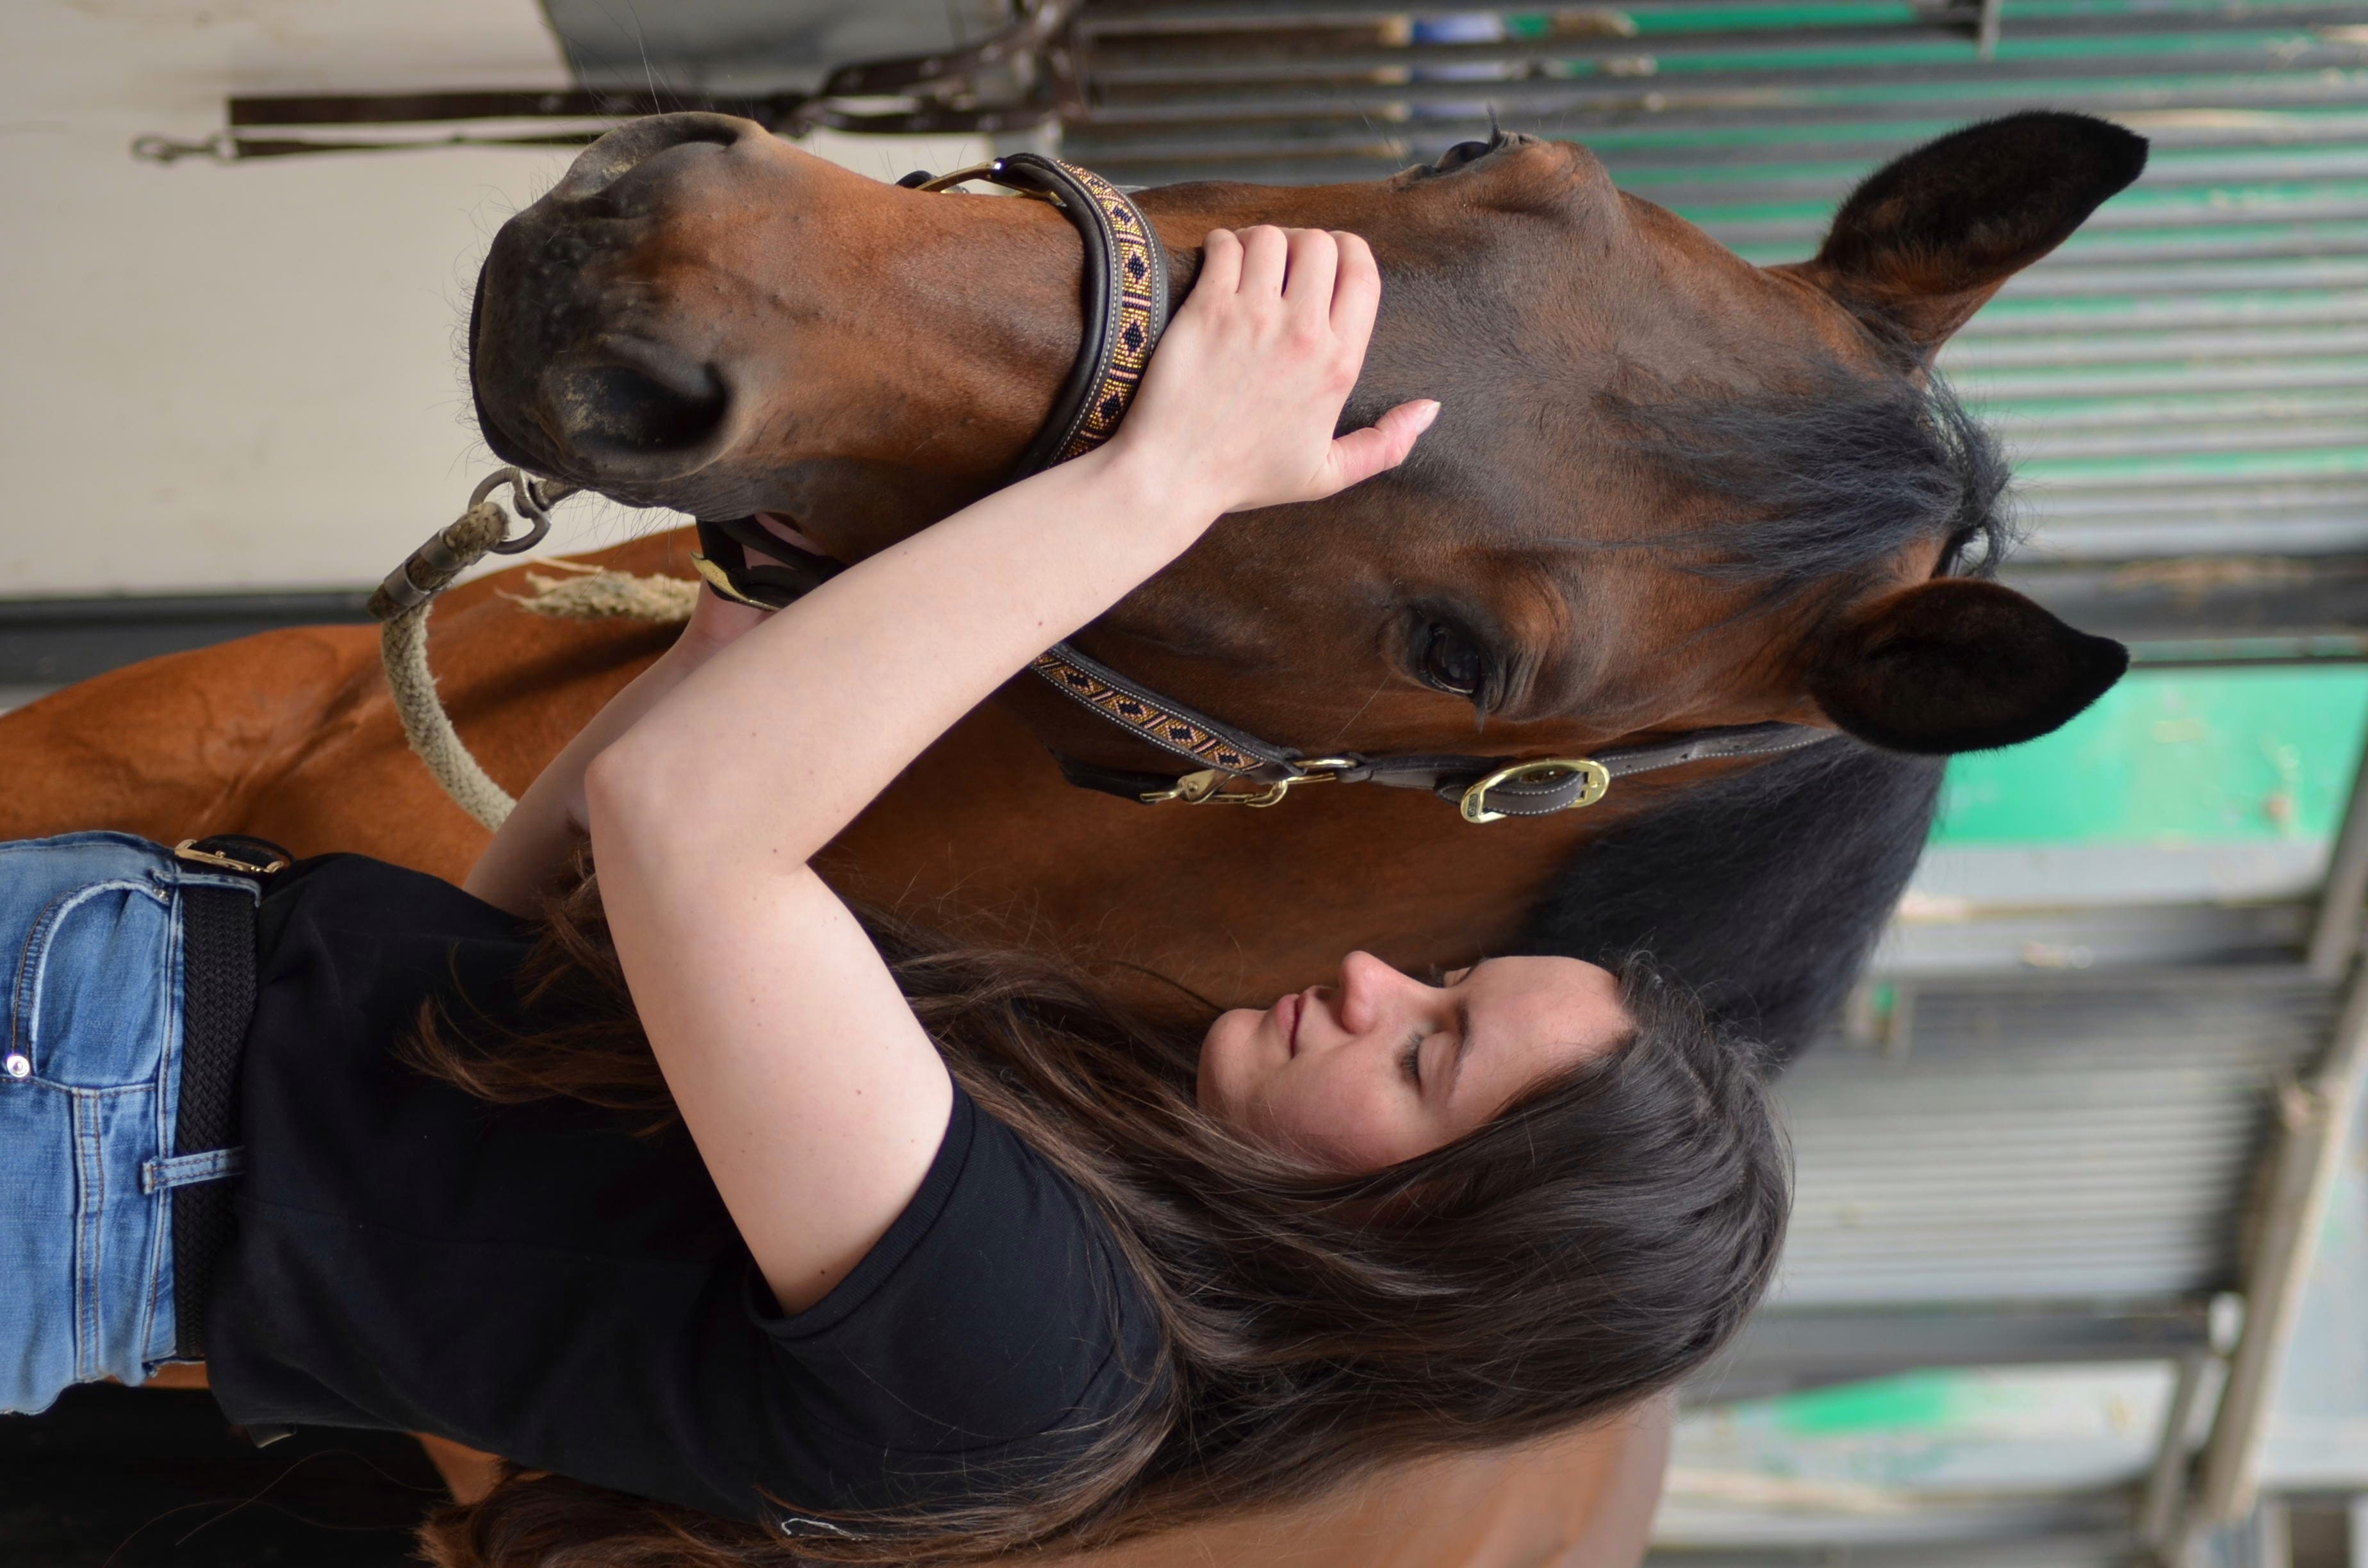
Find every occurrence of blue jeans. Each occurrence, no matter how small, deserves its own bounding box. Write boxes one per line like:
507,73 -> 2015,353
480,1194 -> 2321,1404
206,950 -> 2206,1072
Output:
1,833 -> 257,1414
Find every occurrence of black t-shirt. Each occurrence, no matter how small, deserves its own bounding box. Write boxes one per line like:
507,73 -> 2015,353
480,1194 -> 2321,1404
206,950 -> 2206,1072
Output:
204,856 -> 1163,1524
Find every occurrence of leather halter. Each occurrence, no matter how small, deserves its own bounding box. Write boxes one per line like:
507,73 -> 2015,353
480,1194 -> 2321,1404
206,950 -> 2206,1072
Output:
691,154 -> 1835,822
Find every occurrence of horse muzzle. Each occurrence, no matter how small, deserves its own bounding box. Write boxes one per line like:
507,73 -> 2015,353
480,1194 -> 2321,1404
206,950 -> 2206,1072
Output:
468,114 -> 785,490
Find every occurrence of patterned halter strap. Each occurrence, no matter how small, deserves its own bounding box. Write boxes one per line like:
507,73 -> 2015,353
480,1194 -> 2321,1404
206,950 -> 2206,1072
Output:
690,159 -> 1834,822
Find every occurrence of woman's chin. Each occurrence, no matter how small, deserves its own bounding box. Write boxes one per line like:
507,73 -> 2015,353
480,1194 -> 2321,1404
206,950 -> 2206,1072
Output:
1195,1008 -> 1261,1115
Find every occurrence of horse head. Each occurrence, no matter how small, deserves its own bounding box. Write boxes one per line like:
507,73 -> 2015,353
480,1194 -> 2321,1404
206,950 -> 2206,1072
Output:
469,111 -> 2143,785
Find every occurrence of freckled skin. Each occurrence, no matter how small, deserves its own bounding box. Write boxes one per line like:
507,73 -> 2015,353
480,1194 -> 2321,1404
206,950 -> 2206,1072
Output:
1199,951 -> 1629,1172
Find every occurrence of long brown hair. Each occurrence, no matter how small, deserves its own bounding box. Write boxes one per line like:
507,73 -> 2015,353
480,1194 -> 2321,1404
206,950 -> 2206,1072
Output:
408,858 -> 1789,1566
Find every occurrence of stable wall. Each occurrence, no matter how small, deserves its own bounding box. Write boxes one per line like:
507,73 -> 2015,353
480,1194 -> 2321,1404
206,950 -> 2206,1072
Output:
0,0 -> 983,598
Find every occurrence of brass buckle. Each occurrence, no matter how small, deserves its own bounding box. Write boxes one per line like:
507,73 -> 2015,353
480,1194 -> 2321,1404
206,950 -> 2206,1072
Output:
174,839 -> 289,876
1140,758 -> 1354,810
1458,758 -> 1612,825
912,161 -> 1062,205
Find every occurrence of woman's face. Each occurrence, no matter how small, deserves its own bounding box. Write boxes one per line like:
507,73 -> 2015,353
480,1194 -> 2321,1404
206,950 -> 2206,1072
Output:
1197,951 -> 1631,1173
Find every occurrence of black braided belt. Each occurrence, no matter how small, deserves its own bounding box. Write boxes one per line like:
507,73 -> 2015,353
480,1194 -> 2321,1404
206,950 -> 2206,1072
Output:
169,835 -> 286,1359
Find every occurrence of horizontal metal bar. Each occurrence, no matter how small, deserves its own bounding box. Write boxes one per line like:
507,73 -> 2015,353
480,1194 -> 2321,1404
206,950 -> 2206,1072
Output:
1872,901 -> 2313,976
0,591 -> 374,685
1970,388 -> 2368,423
2002,555 -> 2368,642
1078,105 -> 2368,166
1081,17 -> 2368,83
227,88 -> 748,129
1993,261 -> 2368,296
2010,421 -> 2368,460
1968,290 -> 2368,328
2021,514 -> 2368,551
1080,65 -> 2368,129
1084,69 -> 2368,130
1081,0 -> 2365,30
1698,1298 -> 2217,1405
1956,362 -> 2368,397
1069,119 -> 2368,177
1952,323 -> 2368,366
1085,53 -> 2368,107
2127,634 -> 2368,663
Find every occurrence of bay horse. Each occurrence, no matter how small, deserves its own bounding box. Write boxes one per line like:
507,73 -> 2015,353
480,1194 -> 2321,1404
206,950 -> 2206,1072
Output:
4,110 -> 2143,1563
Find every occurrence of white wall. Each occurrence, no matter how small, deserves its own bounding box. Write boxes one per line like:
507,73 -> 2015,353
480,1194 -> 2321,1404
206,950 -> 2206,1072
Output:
1,1 -> 985,597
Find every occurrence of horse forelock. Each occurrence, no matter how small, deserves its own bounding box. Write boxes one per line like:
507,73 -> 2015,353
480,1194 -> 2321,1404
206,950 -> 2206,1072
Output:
1595,364 -> 2016,609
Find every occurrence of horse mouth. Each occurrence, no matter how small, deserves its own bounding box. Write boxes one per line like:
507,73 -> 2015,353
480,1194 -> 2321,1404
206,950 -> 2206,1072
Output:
750,512 -> 834,561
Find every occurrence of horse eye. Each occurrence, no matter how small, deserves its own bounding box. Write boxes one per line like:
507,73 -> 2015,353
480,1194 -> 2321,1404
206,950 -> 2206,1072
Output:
1433,140 -> 1493,172
1418,622 -> 1487,698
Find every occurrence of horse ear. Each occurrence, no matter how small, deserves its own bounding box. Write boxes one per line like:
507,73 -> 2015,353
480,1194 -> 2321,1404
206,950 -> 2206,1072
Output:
1775,111 -> 2147,355
1809,578 -> 2129,755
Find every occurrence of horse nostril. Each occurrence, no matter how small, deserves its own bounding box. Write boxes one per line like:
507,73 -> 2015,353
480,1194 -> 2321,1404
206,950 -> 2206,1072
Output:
542,350 -> 730,469
553,111 -> 750,202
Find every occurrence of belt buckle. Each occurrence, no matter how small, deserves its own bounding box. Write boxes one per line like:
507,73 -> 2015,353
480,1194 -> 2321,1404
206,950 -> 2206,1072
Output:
174,838 -> 289,877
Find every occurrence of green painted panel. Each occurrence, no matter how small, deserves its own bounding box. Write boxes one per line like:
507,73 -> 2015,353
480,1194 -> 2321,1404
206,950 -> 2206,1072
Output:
2012,448 -> 2368,482
1768,1371 -> 1962,1435
1665,178 -> 2368,229
1613,0 -> 2368,28
1932,668 -> 2368,847
1611,31 -> 2355,72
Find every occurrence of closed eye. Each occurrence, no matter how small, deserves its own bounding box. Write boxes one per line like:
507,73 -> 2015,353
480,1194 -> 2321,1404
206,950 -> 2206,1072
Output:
1401,1029 -> 1427,1089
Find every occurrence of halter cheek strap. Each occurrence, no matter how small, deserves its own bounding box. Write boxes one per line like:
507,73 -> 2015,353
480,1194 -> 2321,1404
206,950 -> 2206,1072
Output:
691,157 -> 1836,822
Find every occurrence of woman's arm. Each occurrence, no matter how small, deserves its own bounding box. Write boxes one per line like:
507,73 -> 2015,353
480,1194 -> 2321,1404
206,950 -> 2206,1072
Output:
586,229 -> 1434,1312
462,589 -> 767,917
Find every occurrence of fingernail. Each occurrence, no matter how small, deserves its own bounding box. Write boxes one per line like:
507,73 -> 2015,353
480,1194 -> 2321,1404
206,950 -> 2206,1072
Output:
1415,400 -> 1442,430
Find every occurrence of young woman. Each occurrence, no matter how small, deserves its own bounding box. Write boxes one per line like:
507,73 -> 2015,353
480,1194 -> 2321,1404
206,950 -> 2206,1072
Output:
1,227 -> 1788,1565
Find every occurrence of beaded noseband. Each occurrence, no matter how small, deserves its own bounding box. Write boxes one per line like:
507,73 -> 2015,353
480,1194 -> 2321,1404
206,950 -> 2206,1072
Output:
691,154 -> 1834,821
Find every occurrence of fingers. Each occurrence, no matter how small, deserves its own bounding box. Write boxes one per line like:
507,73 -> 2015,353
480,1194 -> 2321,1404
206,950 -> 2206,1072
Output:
1321,399 -> 1440,493
1198,227 -> 1243,297
1237,224 -> 1289,298
1282,227 -> 1340,320
1327,231 -> 1381,353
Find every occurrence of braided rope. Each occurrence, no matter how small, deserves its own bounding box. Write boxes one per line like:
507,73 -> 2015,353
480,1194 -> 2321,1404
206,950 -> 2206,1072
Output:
370,498 -> 519,831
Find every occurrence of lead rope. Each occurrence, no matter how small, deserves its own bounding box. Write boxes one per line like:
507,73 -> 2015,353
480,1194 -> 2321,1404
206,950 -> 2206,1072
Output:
368,469 -> 573,830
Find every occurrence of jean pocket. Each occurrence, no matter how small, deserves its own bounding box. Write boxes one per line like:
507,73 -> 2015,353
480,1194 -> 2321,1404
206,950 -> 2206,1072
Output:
15,881 -> 174,1089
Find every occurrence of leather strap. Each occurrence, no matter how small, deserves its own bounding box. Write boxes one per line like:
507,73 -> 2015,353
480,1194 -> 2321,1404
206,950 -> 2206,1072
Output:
987,155 -> 1170,475
1055,721 -> 1833,815
1031,641 -> 1301,783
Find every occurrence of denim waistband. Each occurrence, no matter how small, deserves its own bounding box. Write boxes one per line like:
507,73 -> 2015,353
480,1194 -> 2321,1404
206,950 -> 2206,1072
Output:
0,833 -> 271,1391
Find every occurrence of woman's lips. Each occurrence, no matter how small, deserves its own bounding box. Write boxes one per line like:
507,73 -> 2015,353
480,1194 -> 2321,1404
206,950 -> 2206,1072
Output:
1276,992 -> 1303,1058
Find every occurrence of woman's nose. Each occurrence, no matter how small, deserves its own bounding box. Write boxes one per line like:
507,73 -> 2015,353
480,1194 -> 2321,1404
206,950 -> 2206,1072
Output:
1335,951 -> 1425,1035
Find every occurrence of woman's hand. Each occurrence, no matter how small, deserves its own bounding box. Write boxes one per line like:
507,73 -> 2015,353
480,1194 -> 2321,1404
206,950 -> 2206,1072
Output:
1108,225 -> 1438,518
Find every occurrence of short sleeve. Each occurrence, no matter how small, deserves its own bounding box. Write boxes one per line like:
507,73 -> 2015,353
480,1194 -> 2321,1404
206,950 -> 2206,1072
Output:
746,1085 -> 1163,1511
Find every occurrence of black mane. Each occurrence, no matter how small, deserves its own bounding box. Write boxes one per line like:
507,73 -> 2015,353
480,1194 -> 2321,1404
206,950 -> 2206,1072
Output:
1517,370 -> 2008,1058
1609,367 -> 2015,606
1515,739 -> 1942,1063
